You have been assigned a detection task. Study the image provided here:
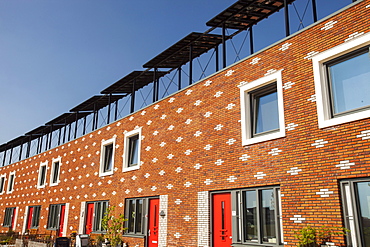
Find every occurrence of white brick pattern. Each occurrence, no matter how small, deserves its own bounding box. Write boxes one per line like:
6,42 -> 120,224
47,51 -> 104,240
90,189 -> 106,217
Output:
336,160 -> 355,169
239,154 -> 250,161
198,191 -> 210,247
265,69 -> 277,76
250,57 -> 261,65
286,123 -> 298,131
158,195 -> 168,247
357,130 -> 370,140
316,189 -> 334,197
304,51 -> 319,60
287,167 -> 302,175
311,139 -> 328,148
282,81 -> 295,90
279,42 -> 292,51
225,69 -> 235,76
345,32 -> 364,42
254,172 -> 266,179
290,215 -> 305,223
268,148 -> 282,156
307,94 -> 316,102
321,21 -> 337,30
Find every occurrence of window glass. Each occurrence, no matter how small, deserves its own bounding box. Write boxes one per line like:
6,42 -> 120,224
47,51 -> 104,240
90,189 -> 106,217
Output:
103,144 -> 113,172
51,162 -> 60,184
135,199 -> 143,233
356,182 -> 370,246
8,173 -> 15,192
128,135 -> 139,167
261,189 -> 277,243
252,86 -> 279,135
3,207 -> 15,227
128,200 -> 135,233
327,49 -> 370,115
0,176 -> 5,193
244,190 -> 258,242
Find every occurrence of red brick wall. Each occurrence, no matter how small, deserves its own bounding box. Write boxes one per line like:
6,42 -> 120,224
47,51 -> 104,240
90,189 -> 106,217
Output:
0,1 -> 369,246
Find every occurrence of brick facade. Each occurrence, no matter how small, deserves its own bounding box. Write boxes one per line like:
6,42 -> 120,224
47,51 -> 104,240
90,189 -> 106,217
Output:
0,1 -> 370,247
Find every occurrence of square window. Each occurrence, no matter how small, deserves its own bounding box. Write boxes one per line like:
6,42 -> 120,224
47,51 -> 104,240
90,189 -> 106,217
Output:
7,171 -> 16,194
85,201 -> 108,234
341,178 -> 370,247
50,158 -> 61,186
3,207 -> 16,228
26,205 -> 41,230
123,128 -> 141,172
0,175 -> 6,195
239,70 -> 285,145
99,138 -> 116,177
313,32 -> 370,128
124,197 -> 159,237
37,162 -> 48,188
47,204 -> 66,232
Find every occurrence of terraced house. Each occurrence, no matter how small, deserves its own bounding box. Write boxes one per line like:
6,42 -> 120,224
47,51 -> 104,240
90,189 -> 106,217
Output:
0,0 -> 369,246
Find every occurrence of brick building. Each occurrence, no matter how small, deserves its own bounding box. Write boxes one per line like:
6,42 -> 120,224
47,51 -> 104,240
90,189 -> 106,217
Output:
0,0 -> 369,247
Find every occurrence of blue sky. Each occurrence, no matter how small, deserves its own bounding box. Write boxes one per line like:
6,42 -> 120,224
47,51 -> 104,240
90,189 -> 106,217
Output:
0,0 -> 352,144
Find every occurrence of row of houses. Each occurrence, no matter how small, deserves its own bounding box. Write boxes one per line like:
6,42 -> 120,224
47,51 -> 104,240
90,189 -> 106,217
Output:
0,0 -> 370,246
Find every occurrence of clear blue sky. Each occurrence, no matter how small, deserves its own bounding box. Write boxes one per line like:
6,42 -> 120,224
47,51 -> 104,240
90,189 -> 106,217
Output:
0,0 -> 351,144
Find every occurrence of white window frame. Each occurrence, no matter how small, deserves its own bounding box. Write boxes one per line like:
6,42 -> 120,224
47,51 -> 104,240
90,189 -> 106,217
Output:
49,157 -> 61,187
99,137 -> 116,177
0,174 -> 6,195
312,31 -> 370,128
239,70 -> 285,145
6,171 -> 15,194
123,128 -> 142,172
37,161 -> 48,189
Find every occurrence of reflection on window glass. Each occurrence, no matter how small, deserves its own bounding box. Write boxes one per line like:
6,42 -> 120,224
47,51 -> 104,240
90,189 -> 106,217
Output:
244,190 -> 258,242
357,182 -> 370,246
261,189 -> 277,243
328,50 -> 370,115
128,135 -> 139,167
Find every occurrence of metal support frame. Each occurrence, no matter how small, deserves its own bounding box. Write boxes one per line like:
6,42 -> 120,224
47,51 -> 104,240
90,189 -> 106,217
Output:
178,67 -> 182,90
284,0 -> 290,37
153,68 -> 159,102
312,0 -> 317,22
222,23 -> 227,68
26,135 -> 31,158
74,113 -> 78,139
107,94 -> 112,124
49,125 -> 53,149
68,123 -> 71,142
83,116 -> 87,135
2,149 -> 6,167
19,141 -> 23,161
130,79 -> 136,114
8,146 -> 13,165
249,26 -> 254,54
189,44 -> 193,85
114,101 -> 118,121
58,128 -> 62,146
215,45 -> 219,72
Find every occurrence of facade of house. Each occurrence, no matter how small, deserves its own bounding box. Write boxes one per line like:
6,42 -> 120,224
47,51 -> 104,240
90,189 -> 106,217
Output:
0,1 -> 370,247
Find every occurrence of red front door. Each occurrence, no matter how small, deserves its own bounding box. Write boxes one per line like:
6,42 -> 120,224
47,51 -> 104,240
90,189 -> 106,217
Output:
27,207 -> 34,230
58,205 -> 66,237
148,198 -> 159,247
212,193 -> 232,247
85,203 -> 94,234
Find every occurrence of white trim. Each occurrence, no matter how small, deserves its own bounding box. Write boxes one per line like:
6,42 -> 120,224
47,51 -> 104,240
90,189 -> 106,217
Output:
312,31 -> 370,128
13,207 -> 18,231
99,137 -> 116,177
49,157 -> 61,187
22,206 -> 29,234
37,161 -> 48,189
62,203 -> 69,237
0,174 -> 6,195
78,202 -> 86,234
6,171 -> 16,194
123,128 -> 142,172
239,70 -> 285,145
